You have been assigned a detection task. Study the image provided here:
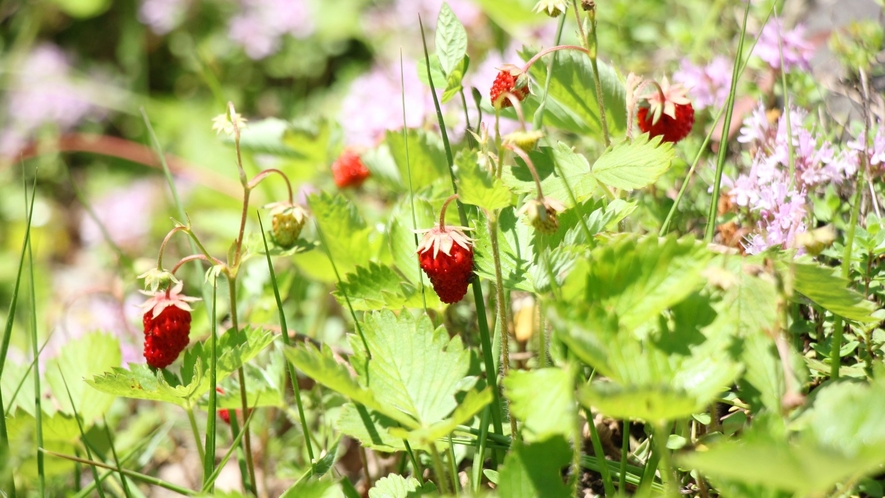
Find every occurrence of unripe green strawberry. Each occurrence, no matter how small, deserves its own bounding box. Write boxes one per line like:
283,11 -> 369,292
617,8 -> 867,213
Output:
504,130 -> 544,153
517,197 -> 566,234
270,202 -> 308,249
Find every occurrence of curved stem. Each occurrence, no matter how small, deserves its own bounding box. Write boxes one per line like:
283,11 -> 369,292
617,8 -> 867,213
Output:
501,93 -> 528,131
522,44 -> 589,73
439,194 -> 459,229
156,226 -> 189,270
247,168 -> 294,204
170,254 -> 224,276
506,144 -> 545,200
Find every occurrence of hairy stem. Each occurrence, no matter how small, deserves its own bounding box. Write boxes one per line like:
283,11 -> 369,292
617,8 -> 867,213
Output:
489,215 -> 518,441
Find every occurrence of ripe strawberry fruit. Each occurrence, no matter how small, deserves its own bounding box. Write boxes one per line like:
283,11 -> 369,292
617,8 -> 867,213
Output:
269,202 -> 308,249
416,198 -> 474,304
332,148 -> 370,189
140,281 -> 199,369
490,64 -> 529,109
636,77 -> 694,143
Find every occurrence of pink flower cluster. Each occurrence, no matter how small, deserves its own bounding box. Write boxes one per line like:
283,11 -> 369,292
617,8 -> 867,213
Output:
753,18 -> 815,73
673,56 -> 732,111
229,0 -> 314,59
730,105 -> 855,254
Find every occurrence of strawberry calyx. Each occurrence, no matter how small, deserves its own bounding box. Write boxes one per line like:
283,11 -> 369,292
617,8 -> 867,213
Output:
139,281 -> 200,319
637,77 -> 691,126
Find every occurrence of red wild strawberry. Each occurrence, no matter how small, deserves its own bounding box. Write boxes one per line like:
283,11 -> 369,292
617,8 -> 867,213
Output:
416,196 -> 474,304
636,77 -> 694,143
490,64 -> 529,109
140,281 -> 199,369
332,148 -> 370,189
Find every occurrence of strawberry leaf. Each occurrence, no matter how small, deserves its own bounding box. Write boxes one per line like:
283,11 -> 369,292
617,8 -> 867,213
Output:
498,437 -> 573,498
298,192 -> 378,282
388,196 -> 437,285
503,143 -> 601,207
333,262 -> 441,311
369,474 -> 437,498
435,2 -> 468,76
591,134 -> 674,191
504,368 -> 575,442
456,149 -> 512,212
385,129 -> 449,191
45,332 -> 121,424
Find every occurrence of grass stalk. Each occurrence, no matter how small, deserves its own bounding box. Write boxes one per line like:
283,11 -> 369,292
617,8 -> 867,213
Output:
704,1 -> 751,243
26,183 -> 45,496
203,283 -> 218,489
256,213 -> 316,468
418,16 -> 504,446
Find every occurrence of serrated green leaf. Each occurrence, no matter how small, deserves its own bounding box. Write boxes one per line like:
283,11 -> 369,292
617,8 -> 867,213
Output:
474,207 -> 537,292
301,192 -> 376,281
391,388 -> 492,443
87,327 -> 274,409
503,143 -> 601,208
336,403 -> 409,452
369,474 -> 437,498
334,262 -> 435,310
683,381 -> 885,496
456,149 -> 512,212
388,196 -> 437,285
781,260 -> 877,322
498,437 -> 572,498
280,479 -> 343,498
504,368 -> 574,442
359,310 -> 471,426
385,129 -> 449,191
591,134 -> 674,190
521,47 -> 627,137
562,235 -> 711,330
435,2 -> 468,76
45,332 -> 121,423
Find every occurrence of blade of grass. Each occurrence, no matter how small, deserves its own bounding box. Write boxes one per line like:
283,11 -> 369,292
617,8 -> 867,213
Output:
5,329 -> 55,413
256,213 -> 316,470
203,282 -> 218,489
42,449 -> 198,496
201,402 -> 259,493
102,415 -> 133,498
418,16 -> 504,457
584,407 -> 615,496
400,51 -> 428,312
57,367 -> 108,498
187,407 -> 205,464
705,1 -> 752,243
25,177 -> 45,497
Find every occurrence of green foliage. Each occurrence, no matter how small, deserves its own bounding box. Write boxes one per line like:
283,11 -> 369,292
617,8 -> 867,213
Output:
280,479 -> 344,498
504,368 -> 574,442
45,332 -> 121,423
300,192 -> 380,282
333,262 -> 432,311
591,134 -> 674,191
456,150 -> 512,212
385,129 -> 449,191
497,437 -> 572,498
369,474 -> 437,498
521,47 -> 627,137
87,327 -> 274,409
780,259 -> 877,322
503,143 -> 601,208
287,310 -> 489,443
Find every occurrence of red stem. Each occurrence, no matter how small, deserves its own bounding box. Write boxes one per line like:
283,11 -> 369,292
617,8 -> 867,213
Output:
439,194 -> 459,230
247,168 -> 294,204
170,254 -> 224,276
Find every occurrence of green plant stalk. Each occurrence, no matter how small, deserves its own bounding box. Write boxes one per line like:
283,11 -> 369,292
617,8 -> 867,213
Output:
26,198 -> 45,497
619,419 -> 630,491
58,369 -> 108,498
103,416 -> 132,498
203,283 -> 218,489
226,275 -> 258,495
584,2 -> 611,147
313,220 -> 371,357
403,439 -> 423,478
446,434 -> 460,493
188,407 -> 206,464
489,215 -> 519,441
430,443 -> 451,495
400,53 -> 428,311
584,406 -> 616,496
831,162 -> 865,379
705,1 -> 751,243
419,16 -> 503,443
653,423 -> 679,497
538,300 -> 548,368
471,407 -> 493,492
637,440 -> 662,495
43,449 -> 198,496
256,213 -> 315,468
532,12 -> 567,131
